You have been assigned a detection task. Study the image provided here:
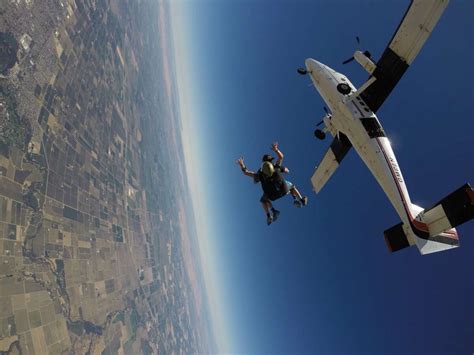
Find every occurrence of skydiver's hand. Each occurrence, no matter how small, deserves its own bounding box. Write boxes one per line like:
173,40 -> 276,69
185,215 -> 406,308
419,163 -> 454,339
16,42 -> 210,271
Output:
282,167 -> 289,173
271,142 -> 279,152
236,157 -> 245,167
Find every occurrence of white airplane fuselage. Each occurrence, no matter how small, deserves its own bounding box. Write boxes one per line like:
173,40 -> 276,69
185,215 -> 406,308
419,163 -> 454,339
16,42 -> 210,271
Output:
305,58 -> 458,254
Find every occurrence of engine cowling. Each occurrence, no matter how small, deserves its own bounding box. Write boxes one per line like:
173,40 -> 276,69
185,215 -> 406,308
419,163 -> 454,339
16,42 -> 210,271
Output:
354,50 -> 376,74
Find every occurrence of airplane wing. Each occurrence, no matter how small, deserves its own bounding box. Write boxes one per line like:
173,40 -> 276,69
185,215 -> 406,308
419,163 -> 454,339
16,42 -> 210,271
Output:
360,0 -> 449,113
311,133 -> 352,193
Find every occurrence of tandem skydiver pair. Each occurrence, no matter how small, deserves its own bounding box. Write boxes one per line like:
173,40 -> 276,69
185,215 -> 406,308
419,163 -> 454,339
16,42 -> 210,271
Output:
236,142 -> 307,225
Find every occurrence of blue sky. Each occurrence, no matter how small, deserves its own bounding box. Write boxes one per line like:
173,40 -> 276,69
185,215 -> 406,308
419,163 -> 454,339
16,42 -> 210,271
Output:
171,1 -> 473,354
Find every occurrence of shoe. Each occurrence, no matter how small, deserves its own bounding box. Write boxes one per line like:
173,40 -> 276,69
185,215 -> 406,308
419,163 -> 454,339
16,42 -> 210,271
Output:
301,196 -> 308,206
293,199 -> 302,208
266,215 -> 273,225
272,209 -> 280,222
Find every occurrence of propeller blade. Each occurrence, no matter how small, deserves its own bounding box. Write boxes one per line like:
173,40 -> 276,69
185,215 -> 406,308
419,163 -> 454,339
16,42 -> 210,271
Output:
342,56 -> 355,65
344,36 -> 372,65
323,106 -> 329,114
316,120 -> 324,127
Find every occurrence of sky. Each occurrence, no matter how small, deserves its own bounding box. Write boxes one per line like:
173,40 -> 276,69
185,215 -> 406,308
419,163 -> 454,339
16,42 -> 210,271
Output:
170,1 -> 473,354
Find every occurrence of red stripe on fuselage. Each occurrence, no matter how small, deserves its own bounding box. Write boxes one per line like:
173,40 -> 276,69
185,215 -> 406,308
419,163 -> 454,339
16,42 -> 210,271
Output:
374,137 -> 458,240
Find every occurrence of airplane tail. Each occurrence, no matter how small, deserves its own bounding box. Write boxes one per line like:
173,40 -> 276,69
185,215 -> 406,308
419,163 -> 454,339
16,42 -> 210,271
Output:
384,183 -> 474,255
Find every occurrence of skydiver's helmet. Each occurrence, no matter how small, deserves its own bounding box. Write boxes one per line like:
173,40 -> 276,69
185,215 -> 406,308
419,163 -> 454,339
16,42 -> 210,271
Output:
261,161 -> 275,177
262,154 -> 274,163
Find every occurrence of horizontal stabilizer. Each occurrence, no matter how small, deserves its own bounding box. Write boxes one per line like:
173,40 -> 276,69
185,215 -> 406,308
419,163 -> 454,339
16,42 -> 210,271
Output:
383,184 -> 473,255
423,183 -> 474,235
384,222 -> 410,253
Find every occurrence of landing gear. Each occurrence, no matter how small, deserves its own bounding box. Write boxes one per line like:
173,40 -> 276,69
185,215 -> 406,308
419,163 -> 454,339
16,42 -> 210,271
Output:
314,129 -> 326,140
297,68 -> 308,75
337,83 -> 351,95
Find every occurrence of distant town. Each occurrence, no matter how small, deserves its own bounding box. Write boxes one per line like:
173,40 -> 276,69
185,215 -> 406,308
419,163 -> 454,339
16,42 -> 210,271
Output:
0,0 -> 213,353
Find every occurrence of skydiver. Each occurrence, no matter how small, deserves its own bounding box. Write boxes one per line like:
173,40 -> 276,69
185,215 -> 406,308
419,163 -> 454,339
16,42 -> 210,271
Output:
236,142 -> 308,225
263,142 -> 308,207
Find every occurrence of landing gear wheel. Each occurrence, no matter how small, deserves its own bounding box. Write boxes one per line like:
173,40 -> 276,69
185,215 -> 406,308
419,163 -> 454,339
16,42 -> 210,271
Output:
337,83 -> 351,95
314,129 -> 326,140
297,68 -> 308,75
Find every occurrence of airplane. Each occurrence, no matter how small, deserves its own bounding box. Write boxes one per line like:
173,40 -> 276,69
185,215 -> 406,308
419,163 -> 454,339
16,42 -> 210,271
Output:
297,0 -> 473,255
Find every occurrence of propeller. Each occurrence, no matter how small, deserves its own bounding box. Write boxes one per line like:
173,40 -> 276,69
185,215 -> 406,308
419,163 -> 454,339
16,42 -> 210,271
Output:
342,36 -> 372,65
342,56 -> 356,65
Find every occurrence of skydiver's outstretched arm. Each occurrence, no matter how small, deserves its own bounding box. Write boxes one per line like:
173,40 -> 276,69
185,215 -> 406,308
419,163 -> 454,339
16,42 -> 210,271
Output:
271,142 -> 284,166
236,157 -> 257,178
271,142 -> 289,173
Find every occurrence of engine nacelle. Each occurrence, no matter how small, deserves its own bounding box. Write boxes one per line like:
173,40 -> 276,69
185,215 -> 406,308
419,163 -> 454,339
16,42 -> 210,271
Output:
322,114 -> 338,137
354,50 -> 376,74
